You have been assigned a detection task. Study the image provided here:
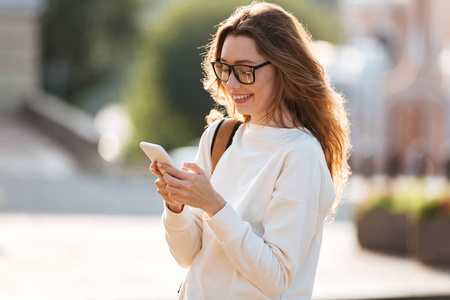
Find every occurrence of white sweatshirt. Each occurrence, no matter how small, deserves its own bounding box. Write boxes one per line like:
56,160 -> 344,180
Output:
162,121 -> 336,300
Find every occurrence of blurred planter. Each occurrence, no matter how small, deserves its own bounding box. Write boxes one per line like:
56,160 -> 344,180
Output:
409,198 -> 450,266
410,217 -> 450,266
356,208 -> 408,255
356,178 -> 450,264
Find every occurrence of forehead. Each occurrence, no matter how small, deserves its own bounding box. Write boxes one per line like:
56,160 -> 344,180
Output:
220,35 -> 264,63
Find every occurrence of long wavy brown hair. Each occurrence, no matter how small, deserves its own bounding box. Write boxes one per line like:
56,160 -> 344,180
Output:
202,2 -> 351,218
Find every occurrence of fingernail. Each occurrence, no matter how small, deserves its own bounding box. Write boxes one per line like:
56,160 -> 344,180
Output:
157,163 -> 162,168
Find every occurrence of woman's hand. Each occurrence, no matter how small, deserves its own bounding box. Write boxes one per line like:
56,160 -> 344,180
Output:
149,161 -> 184,213
158,162 -> 226,217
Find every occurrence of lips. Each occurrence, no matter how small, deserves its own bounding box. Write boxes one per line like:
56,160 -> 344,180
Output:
233,94 -> 253,104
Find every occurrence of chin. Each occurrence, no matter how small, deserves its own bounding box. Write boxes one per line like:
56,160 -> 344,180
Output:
235,109 -> 251,116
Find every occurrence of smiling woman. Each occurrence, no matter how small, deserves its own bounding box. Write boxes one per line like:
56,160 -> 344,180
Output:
148,2 -> 351,299
214,35 -> 278,125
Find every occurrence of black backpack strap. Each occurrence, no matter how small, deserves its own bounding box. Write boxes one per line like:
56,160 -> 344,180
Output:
210,119 -> 241,173
210,119 -> 226,156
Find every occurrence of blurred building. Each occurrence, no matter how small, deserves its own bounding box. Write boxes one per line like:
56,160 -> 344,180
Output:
338,0 -> 450,177
0,0 -> 102,170
0,0 -> 42,111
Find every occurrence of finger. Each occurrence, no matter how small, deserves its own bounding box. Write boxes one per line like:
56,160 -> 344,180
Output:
165,198 -> 181,206
157,189 -> 169,198
181,162 -> 205,175
162,169 -> 186,187
167,192 -> 187,204
150,161 -> 163,177
166,184 -> 187,197
155,177 -> 167,188
150,161 -> 157,173
157,163 -> 191,180
155,183 -> 168,194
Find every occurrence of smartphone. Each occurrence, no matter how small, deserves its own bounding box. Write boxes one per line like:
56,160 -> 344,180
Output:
140,142 -> 175,173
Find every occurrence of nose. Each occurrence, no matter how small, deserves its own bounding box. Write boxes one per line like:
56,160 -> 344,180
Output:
226,70 -> 241,89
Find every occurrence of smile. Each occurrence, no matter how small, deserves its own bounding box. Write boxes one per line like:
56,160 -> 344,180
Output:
233,94 -> 253,103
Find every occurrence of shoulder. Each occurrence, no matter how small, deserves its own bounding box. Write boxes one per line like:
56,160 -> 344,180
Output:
283,130 -> 324,163
206,119 -> 224,130
203,118 -> 242,143
197,119 -> 226,157
200,119 -> 223,143
194,120 -> 224,177
205,118 -> 234,137
205,119 -> 223,134
274,130 -> 330,181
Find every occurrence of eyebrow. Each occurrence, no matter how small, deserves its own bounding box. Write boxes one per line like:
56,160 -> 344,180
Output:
220,58 -> 258,64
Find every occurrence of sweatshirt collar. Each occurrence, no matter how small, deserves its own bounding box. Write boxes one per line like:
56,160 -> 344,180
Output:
245,121 -> 310,138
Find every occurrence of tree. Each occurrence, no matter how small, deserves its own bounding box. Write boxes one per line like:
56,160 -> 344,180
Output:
41,0 -> 142,113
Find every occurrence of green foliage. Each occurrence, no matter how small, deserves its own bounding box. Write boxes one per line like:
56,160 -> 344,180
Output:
41,0 -> 143,113
357,177 -> 450,221
124,0 -> 341,156
416,198 -> 450,220
370,194 -> 394,210
418,201 -> 442,219
275,0 -> 341,43
356,192 -> 395,220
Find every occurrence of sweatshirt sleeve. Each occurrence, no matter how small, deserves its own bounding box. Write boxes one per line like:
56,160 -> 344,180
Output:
204,142 -> 335,297
162,121 -> 221,268
162,205 -> 204,268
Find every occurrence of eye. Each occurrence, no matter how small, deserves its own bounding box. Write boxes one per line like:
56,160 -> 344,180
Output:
245,71 -> 253,83
235,66 -> 251,75
234,66 -> 253,83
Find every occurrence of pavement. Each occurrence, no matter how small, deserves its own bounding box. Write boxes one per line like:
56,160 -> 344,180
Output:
1,112 -> 450,300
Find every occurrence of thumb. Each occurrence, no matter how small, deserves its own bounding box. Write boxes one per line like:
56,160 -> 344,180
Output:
182,162 -> 204,175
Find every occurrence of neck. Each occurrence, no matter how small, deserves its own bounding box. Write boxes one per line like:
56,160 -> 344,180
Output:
251,108 -> 298,128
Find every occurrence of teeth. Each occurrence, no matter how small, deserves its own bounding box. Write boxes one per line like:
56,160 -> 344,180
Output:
234,94 -> 251,100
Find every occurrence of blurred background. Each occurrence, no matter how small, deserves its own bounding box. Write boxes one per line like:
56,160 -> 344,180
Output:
0,0 -> 450,299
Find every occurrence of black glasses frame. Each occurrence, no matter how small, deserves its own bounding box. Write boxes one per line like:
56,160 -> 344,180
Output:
211,60 -> 271,85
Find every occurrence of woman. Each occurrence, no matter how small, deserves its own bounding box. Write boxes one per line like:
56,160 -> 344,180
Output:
150,2 -> 351,299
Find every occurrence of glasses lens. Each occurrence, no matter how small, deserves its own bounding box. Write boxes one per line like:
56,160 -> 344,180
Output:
213,62 -> 230,82
234,66 -> 254,84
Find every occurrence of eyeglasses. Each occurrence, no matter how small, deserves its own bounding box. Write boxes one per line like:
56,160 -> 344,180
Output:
211,60 -> 271,85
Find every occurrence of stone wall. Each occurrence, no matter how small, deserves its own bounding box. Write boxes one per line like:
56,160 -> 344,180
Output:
0,0 -> 42,111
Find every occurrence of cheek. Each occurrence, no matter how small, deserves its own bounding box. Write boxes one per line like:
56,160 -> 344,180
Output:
219,83 -> 232,99
268,81 -> 278,98
258,69 -> 277,98
258,79 -> 277,104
